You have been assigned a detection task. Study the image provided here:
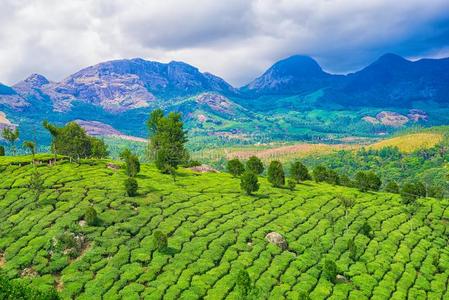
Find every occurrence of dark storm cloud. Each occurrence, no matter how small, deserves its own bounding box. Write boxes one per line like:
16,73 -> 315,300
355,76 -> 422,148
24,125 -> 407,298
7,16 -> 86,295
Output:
0,0 -> 448,86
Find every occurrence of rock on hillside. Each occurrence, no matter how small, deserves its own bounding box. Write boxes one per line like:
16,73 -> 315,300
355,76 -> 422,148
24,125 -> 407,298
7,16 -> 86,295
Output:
74,120 -> 147,142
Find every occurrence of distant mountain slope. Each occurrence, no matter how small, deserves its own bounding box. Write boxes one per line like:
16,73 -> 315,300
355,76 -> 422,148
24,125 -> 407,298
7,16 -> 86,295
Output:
241,53 -> 449,108
242,55 -> 342,95
1,59 -> 238,113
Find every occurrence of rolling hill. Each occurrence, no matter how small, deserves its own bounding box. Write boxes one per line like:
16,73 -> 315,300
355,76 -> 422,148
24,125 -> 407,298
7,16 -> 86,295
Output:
1,156 -> 449,299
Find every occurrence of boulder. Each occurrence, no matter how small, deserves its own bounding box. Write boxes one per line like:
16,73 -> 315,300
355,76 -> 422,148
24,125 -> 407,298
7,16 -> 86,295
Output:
107,162 -> 121,170
265,232 -> 288,250
188,164 -> 219,173
336,274 -> 349,283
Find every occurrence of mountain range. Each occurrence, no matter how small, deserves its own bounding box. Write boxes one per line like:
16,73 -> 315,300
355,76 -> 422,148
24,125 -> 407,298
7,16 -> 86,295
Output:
1,53 -> 449,147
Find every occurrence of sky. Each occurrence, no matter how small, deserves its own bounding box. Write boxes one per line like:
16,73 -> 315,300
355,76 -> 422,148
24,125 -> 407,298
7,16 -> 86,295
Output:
1,0 -> 449,87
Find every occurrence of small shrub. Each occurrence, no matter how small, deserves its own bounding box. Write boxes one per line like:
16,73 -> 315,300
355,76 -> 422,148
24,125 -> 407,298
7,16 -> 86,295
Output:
339,174 -> 353,187
240,171 -> 259,195
287,179 -> 296,191
348,239 -> 357,261
268,160 -> 285,187
120,149 -> 141,177
227,159 -> 245,177
0,145 -> 5,156
323,259 -> 338,283
236,270 -> 251,298
153,231 -> 168,251
361,222 -> 373,238
246,156 -> 264,175
85,207 -> 98,226
125,178 -> 138,197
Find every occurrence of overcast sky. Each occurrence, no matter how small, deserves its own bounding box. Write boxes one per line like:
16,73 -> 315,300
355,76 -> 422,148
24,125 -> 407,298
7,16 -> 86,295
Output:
1,0 -> 449,87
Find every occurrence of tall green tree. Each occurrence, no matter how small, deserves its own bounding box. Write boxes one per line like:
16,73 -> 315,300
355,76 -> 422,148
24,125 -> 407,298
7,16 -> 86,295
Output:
43,120 -> 60,162
2,127 -> 19,155
313,165 -> 328,183
240,171 -> 259,195
246,156 -> 264,175
148,110 -> 188,173
120,149 -> 140,177
23,140 -> 36,161
227,158 -> 245,177
290,161 -> 311,182
268,160 -> 285,187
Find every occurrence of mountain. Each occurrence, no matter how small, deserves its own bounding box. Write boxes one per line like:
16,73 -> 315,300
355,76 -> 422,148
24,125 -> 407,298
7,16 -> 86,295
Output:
242,53 -> 449,108
1,54 -> 449,147
242,55 -> 341,95
1,59 -> 238,113
327,53 -> 449,107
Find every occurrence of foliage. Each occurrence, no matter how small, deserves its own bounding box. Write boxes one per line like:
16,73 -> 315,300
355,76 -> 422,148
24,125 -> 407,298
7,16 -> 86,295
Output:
236,270 -> 251,298
153,231 -> 168,252
287,179 -> 296,191
267,160 -> 285,187
240,171 -> 259,195
312,165 -> 328,183
148,110 -> 188,172
124,178 -> 138,197
384,180 -> 400,193
23,140 -> 36,158
90,137 -> 109,158
0,275 -> 59,300
0,145 -> 4,156
120,149 -> 141,177
84,207 -> 98,226
400,182 -> 424,205
360,222 -> 373,238
2,127 -> 19,155
245,156 -> 264,175
28,168 -> 44,203
227,158 -> 245,177
323,259 -> 337,283
1,155 -> 449,298
348,239 -> 357,261
355,171 -> 381,192
42,121 -> 108,161
290,161 -> 311,182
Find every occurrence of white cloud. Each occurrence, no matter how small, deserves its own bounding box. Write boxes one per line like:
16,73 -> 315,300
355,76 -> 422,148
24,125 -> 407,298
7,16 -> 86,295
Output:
0,0 -> 448,86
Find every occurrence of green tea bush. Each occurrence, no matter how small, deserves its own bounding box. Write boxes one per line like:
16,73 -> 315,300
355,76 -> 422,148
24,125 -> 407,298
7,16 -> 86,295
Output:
153,231 -> 168,252
287,179 -> 296,191
323,259 -> 337,283
85,207 -> 98,226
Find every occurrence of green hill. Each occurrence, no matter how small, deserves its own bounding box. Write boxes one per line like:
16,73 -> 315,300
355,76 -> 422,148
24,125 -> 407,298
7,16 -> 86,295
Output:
1,156 -> 449,299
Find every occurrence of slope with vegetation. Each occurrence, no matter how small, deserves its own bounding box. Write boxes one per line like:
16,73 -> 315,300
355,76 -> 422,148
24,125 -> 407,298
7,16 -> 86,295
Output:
1,155 -> 449,299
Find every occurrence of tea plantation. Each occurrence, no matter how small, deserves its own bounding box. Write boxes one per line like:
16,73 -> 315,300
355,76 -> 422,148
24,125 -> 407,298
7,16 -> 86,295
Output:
1,155 -> 449,299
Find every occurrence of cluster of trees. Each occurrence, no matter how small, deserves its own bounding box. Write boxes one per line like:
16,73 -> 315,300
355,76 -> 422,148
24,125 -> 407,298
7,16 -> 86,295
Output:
227,157 -> 312,195
0,122 -> 109,161
304,142 -> 449,199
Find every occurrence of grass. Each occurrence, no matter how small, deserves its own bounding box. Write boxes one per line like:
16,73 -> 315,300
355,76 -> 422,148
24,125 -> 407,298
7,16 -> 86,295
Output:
1,155 -> 449,299
369,133 -> 443,153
